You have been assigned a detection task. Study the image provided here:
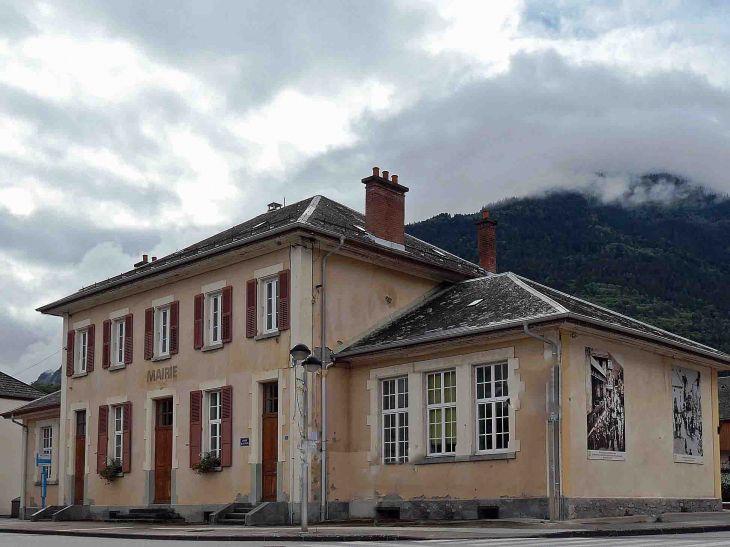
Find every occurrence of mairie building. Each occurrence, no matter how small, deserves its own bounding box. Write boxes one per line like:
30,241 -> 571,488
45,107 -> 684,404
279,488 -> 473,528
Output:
5,167 -> 730,523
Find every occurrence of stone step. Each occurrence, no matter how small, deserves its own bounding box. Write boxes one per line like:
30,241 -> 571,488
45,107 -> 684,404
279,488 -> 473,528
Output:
105,518 -> 186,524
129,508 -> 175,515
225,512 -> 250,520
233,504 -> 253,511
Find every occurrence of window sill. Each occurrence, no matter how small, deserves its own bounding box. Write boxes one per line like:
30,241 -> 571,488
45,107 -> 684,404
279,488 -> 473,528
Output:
202,343 -> 224,353
34,480 -> 58,486
415,452 -> 516,465
108,364 -> 126,372
152,355 -> 172,363
72,372 -> 88,379
255,330 -> 280,341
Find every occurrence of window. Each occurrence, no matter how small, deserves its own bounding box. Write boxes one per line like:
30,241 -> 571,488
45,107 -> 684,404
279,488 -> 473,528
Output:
77,329 -> 88,372
158,306 -> 170,356
113,406 -> 123,465
476,363 -> 510,452
427,371 -> 457,455
209,391 -> 222,459
42,426 -> 53,478
76,410 -> 86,437
113,319 -> 125,365
264,278 -> 278,333
209,293 -> 222,345
382,377 -> 408,464
156,398 -> 173,427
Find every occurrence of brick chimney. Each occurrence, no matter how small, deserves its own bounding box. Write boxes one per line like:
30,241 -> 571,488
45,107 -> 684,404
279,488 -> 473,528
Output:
361,166 -> 409,245
475,210 -> 498,273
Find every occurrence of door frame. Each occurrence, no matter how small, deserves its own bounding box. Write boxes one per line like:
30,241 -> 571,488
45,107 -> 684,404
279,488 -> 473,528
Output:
250,371 -> 283,503
144,388 -> 178,506
261,381 -> 279,501
73,410 -> 87,505
153,398 -> 174,504
65,402 -> 90,506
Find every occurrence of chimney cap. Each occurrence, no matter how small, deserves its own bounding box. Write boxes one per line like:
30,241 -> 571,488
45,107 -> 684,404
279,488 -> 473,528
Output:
134,255 -> 150,268
361,168 -> 409,193
267,202 -> 283,212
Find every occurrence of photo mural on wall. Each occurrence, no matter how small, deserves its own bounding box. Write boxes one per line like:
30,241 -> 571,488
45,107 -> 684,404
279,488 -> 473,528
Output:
672,366 -> 703,464
586,348 -> 626,461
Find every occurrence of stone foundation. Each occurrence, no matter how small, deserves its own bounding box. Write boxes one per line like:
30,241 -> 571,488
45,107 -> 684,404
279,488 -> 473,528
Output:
374,497 -> 549,521
562,497 -> 722,519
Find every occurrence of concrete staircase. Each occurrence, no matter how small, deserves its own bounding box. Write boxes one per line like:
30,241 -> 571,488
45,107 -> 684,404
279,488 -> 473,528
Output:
218,502 -> 255,525
30,505 -> 66,522
104,507 -> 185,523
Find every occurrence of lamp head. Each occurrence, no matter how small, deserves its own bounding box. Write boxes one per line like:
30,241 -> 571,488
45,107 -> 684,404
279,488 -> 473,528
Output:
290,343 -> 311,361
303,355 -> 322,373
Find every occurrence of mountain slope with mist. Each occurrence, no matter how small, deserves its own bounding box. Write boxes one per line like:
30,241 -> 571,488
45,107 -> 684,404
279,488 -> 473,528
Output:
406,174 -> 730,354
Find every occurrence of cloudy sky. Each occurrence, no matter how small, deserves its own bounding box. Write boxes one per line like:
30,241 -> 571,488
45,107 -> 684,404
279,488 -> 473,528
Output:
2,0 -> 729,382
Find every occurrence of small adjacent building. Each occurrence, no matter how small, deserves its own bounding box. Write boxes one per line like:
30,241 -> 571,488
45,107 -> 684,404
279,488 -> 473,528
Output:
0,374 -> 45,515
14,167 -> 730,522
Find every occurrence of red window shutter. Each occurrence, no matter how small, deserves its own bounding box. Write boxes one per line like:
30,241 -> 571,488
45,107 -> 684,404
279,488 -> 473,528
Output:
222,285 -> 233,343
97,405 -> 108,473
144,307 -> 154,360
278,269 -> 290,331
193,294 -> 204,350
122,401 -> 132,473
124,314 -> 133,365
102,320 -> 111,369
86,324 -> 95,372
246,279 -> 257,338
190,391 -> 202,468
221,385 -> 233,467
66,330 -> 75,377
170,301 -> 179,354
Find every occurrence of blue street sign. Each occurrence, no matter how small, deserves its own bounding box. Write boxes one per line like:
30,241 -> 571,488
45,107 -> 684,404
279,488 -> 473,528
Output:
36,453 -> 51,466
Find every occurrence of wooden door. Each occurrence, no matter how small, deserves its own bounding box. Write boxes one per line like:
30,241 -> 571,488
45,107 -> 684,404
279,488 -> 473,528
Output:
262,383 -> 278,501
154,398 -> 173,504
74,411 -> 86,505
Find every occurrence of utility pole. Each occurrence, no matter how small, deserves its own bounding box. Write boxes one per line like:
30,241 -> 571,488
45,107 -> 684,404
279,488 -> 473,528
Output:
301,366 -> 308,532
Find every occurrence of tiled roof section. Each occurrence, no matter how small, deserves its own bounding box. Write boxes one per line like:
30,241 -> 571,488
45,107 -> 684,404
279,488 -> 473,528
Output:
39,195 -> 483,311
0,372 -> 44,401
307,197 -> 483,275
344,274 -> 559,353
720,377 -> 730,422
515,276 -> 727,358
340,272 -> 730,363
1,390 -> 60,418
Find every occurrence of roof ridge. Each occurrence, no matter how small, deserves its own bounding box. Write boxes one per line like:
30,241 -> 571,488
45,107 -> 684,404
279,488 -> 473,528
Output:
0,371 -> 44,399
315,195 -> 366,220
298,195 -> 322,224
514,274 -> 723,353
508,273 -> 569,314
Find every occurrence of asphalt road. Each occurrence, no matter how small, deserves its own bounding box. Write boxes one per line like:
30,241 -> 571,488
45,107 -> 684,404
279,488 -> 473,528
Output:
3,532 -> 730,546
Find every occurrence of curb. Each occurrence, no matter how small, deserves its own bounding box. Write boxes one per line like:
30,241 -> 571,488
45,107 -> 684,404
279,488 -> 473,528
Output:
1,523 -> 730,542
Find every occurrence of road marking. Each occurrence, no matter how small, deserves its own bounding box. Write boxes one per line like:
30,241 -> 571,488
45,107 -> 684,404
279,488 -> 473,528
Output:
60,526 -> 135,531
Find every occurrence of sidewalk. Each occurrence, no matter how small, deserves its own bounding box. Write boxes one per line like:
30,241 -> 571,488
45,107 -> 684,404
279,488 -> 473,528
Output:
0,511 -> 729,542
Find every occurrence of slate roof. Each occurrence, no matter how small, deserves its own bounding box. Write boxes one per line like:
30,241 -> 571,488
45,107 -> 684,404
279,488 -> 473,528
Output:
338,272 -> 730,364
38,196 -> 483,313
0,372 -> 44,401
720,377 -> 730,422
1,390 -> 60,418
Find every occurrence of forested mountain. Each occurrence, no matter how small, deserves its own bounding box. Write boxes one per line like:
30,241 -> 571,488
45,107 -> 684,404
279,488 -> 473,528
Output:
406,174 -> 730,355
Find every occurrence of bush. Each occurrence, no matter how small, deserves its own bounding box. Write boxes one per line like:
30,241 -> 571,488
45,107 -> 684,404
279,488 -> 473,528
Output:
99,459 -> 123,484
721,471 -> 730,501
194,452 -> 221,474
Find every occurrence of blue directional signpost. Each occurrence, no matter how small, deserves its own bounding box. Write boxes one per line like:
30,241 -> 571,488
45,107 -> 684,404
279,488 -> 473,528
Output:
35,453 -> 51,509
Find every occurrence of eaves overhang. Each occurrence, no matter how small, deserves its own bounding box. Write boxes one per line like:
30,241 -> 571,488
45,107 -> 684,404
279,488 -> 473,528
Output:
1,402 -> 61,419
38,222 -> 481,316
336,312 -> 730,368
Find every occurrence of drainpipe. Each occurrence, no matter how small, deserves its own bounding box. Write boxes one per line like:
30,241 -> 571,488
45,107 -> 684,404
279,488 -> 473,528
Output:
320,235 -> 345,522
523,322 -> 562,521
10,415 -> 28,519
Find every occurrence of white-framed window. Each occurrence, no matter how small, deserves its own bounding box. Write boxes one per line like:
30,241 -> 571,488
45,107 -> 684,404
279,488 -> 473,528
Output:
382,377 -> 409,464
209,292 -> 222,345
77,329 -> 89,373
208,390 -> 222,459
157,305 -> 170,356
427,370 -> 457,456
476,363 -> 510,452
42,426 -> 53,478
113,319 -> 125,366
263,278 -> 278,333
113,405 -> 123,464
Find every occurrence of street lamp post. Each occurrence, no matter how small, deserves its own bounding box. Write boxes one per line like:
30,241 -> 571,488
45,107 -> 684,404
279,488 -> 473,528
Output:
289,344 -> 322,533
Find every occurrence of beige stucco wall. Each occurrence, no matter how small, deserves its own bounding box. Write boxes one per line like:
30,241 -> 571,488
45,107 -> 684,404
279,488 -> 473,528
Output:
326,336 -> 552,503
62,247 -> 294,507
561,332 -> 719,500
23,414 -> 60,511
0,398 -> 27,514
